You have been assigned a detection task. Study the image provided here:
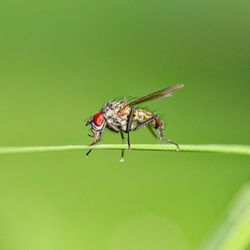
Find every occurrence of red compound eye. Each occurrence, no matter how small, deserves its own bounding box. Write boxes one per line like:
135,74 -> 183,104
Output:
92,112 -> 105,127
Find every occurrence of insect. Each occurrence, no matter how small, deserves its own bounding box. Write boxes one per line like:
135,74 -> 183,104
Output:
85,83 -> 184,160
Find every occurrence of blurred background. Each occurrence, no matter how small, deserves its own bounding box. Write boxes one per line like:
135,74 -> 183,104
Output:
0,0 -> 249,249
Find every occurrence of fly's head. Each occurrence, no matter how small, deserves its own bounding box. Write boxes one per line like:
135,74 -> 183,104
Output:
86,112 -> 106,145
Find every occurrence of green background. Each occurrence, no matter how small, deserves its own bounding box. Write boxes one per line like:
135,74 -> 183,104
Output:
0,0 -> 249,249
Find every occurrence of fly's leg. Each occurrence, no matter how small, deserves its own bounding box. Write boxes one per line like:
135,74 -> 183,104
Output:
86,149 -> 92,156
107,123 -> 120,132
126,107 -> 135,150
120,131 -> 125,162
146,117 -> 179,150
158,124 -> 179,150
148,126 -> 158,139
86,140 -> 98,157
134,115 -> 157,130
86,139 -> 99,157
99,121 -> 106,141
86,122 -> 106,157
133,113 -> 179,150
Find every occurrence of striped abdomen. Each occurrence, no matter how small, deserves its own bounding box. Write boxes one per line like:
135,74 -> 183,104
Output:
131,108 -> 164,130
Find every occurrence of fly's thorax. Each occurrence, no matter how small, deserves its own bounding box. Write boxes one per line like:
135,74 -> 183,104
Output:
101,100 -> 122,115
101,100 -> 129,129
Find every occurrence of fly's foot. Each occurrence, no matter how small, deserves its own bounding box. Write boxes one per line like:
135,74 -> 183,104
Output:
86,141 -> 98,157
86,149 -> 92,157
160,137 -> 179,151
89,141 -> 98,146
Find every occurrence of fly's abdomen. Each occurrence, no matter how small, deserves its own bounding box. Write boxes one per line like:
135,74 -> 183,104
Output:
131,108 -> 162,130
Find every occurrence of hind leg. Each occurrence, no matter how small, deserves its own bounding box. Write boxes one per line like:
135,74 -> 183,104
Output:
150,117 -> 179,150
148,126 -> 158,139
158,125 -> 179,150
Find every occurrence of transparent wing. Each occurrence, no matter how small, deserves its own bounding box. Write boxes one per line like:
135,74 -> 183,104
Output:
125,83 -> 184,107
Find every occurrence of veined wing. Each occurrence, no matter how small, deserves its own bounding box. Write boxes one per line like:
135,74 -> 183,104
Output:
125,83 -> 184,107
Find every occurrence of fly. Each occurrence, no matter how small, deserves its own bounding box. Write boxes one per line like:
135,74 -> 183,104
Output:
85,83 -> 184,160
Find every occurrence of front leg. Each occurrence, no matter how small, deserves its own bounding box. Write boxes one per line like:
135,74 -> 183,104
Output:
86,122 -> 106,157
107,123 -> 120,132
86,138 -> 100,157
